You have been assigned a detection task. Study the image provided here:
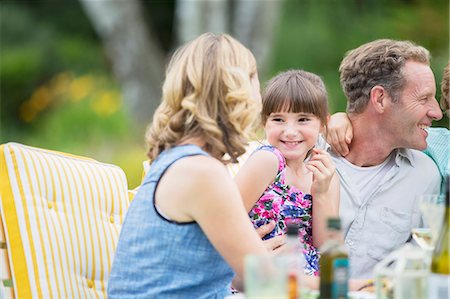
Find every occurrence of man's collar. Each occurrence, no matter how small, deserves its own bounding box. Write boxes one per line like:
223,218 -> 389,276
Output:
394,148 -> 415,167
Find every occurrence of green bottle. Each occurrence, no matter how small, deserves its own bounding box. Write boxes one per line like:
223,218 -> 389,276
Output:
319,218 -> 349,299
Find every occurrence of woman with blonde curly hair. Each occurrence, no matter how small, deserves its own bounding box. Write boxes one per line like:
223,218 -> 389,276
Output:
108,33 -> 268,298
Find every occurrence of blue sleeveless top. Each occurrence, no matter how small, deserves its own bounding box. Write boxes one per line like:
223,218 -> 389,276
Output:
107,144 -> 234,299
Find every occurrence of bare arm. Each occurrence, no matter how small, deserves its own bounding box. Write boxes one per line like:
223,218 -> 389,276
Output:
234,150 -> 279,212
306,148 -> 340,248
235,151 -> 288,255
256,221 -> 287,253
325,112 -> 353,156
156,156 -> 268,283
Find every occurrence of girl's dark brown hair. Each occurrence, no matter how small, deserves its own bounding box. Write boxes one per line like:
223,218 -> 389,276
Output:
262,69 -> 329,125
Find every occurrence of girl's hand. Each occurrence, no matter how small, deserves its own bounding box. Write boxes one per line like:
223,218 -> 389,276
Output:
305,148 -> 336,196
307,149 -> 340,248
325,112 -> 353,156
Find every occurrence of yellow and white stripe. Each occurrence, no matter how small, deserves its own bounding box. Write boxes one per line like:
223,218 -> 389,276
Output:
0,143 -> 130,299
0,205 -> 14,299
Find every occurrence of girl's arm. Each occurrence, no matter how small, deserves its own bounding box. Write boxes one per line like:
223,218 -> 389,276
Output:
234,150 -> 279,212
325,112 -> 353,156
305,149 -> 340,248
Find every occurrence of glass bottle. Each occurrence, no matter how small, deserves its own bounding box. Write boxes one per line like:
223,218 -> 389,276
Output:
319,217 -> 349,299
286,223 -> 301,299
428,175 -> 449,298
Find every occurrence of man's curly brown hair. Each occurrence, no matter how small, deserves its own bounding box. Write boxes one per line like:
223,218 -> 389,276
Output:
339,39 -> 430,114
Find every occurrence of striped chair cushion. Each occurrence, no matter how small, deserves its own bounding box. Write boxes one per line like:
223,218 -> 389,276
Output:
0,212 -> 13,299
0,142 -> 130,299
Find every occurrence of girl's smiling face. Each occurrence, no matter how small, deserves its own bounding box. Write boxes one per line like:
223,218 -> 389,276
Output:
265,111 -> 322,161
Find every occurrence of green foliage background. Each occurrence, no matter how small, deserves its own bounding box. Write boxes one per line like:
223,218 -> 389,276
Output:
1,0 -> 448,188
269,0 -> 449,116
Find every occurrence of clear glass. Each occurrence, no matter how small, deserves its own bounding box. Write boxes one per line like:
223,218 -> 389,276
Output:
413,194 -> 445,251
245,252 -> 306,299
245,255 -> 290,299
374,244 -> 429,299
419,194 -> 445,240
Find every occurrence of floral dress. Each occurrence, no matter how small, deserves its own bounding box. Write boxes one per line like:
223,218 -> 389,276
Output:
249,145 -> 320,276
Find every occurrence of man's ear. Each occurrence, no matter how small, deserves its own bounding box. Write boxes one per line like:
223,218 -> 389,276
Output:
369,85 -> 388,113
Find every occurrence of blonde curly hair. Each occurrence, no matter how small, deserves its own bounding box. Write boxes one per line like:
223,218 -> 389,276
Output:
146,33 -> 260,163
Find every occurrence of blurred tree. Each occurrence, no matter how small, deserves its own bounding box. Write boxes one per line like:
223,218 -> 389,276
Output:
1,0 -> 446,186
79,0 -> 165,132
175,0 -> 228,44
232,0 -> 282,77
175,0 -> 282,76
79,0 -> 283,133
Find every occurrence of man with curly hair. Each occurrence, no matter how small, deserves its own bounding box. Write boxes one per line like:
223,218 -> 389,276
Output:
328,39 -> 443,278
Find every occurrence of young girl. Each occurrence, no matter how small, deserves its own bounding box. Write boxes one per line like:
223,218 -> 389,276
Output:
107,33 -> 269,298
235,70 -> 340,276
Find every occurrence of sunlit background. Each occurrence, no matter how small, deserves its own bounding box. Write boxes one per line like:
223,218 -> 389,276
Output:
1,0 -> 448,188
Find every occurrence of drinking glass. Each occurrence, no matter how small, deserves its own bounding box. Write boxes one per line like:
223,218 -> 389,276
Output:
375,244 -> 429,299
245,253 -> 307,299
410,194 -> 444,269
245,255 -> 290,298
417,194 -> 445,247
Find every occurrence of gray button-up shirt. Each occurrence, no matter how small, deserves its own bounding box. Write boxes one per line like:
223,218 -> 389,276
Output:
329,148 -> 441,278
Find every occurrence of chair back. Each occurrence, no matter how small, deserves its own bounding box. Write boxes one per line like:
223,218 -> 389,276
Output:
0,143 -> 130,298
